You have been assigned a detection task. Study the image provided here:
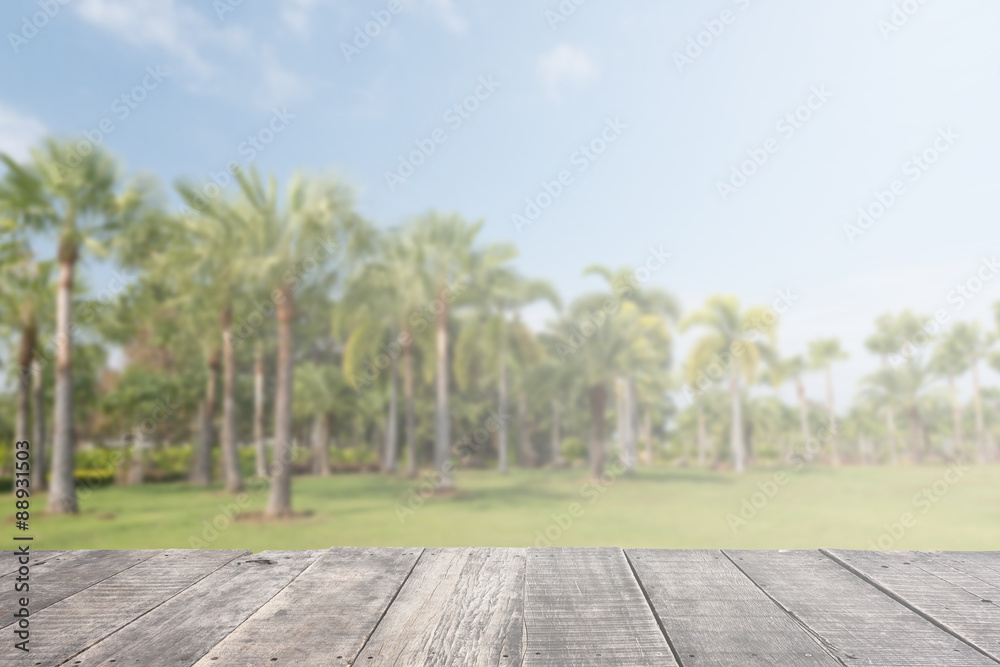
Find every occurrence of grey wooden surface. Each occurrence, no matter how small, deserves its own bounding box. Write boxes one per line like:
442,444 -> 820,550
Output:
2,548 -> 999,666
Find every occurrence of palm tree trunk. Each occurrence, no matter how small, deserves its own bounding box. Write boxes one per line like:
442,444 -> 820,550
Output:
383,351 -> 398,473
433,299 -> 453,490
403,338 -> 417,478
312,414 -> 330,476
127,432 -> 145,486
31,359 -> 47,491
729,370 -> 745,473
48,256 -> 77,514
626,377 -> 637,472
643,408 -> 652,466
220,306 -> 243,493
971,358 -> 985,463
825,365 -> 839,466
15,324 -> 35,459
518,392 -> 535,467
550,399 -> 563,466
795,379 -> 810,457
947,375 -> 962,461
616,378 -> 626,467
190,351 -> 219,485
696,396 -> 708,467
498,341 -> 508,474
253,341 -> 268,478
266,290 -> 295,518
588,384 -> 607,479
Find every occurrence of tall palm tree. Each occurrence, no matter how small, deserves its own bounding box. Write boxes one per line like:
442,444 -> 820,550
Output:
410,213 -> 514,490
865,315 -> 904,464
680,296 -> 776,473
808,338 -> 848,465
762,355 -> 811,461
944,322 -> 990,463
584,266 -> 678,473
862,358 -> 931,461
229,169 -> 367,518
930,327 -> 971,461
458,267 -> 559,473
339,230 -> 428,476
0,247 -> 54,484
1,140 -> 156,514
166,202 -> 249,493
294,363 -> 352,476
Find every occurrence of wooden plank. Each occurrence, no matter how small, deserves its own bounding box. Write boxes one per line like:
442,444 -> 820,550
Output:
0,549 -> 246,665
356,548 -> 525,665
729,550 -> 997,666
523,547 -> 676,666
910,551 -> 1000,588
824,549 -> 1000,662
0,549 -> 68,575
67,550 -> 326,666
0,549 -> 165,629
193,547 -> 422,666
627,549 -> 838,666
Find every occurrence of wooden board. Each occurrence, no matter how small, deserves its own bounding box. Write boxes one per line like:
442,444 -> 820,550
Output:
825,549 -> 1000,662
627,549 -> 838,666
523,547 -> 676,666
0,549 -> 164,629
0,549 -> 68,575
728,550 -> 996,666
67,550 -> 326,666
193,547 -> 422,666
357,548 -> 525,665
0,549 -> 246,665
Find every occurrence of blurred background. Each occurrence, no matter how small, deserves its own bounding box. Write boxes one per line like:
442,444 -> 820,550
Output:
0,0 -> 998,552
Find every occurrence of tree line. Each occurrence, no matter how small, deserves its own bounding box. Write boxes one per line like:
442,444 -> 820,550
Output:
2,138 -> 999,518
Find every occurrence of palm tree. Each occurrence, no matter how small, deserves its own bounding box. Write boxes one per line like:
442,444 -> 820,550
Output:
943,322 -> 990,463
762,355 -> 811,461
294,363 -> 351,476
584,266 -> 678,473
930,327 -> 971,461
1,140 -> 156,514
808,338 -> 848,465
865,315 -> 904,464
862,358 -> 931,461
409,213 -> 514,490
339,230 -> 429,476
228,169 -> 366,518
680,296 -> 776,473
0,246 -> 55,484
457,268 -> 559,473
166,202 -> 249,493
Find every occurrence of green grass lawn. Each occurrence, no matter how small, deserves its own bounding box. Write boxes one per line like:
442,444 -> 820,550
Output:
20,463 -> 1000,552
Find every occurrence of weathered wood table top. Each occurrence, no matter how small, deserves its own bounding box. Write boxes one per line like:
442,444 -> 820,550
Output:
2,548 -> 999,666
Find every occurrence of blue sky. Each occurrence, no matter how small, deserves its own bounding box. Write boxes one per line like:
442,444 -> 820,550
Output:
2,0 -> 999,403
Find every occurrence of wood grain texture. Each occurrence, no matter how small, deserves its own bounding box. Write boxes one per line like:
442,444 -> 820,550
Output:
0,549 -> 164,629
0,549 -> 67,575
729,549 -> 996,666
68,550 -> 326,666
0,549 -> 246,666
825,549 -> 1000,662
357,548 -> 525,666
523,547 -> 676,666
193,547 -> 422,666
628,549 -> 838,667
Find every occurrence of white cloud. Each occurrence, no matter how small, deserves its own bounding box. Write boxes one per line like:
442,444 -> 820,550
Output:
537,44 -> 598,101
281,0 -> 321,37
0,105 -> 46,161
424,0 -> 467,34
256,48 -> 308,108
74,0 -> 248,80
